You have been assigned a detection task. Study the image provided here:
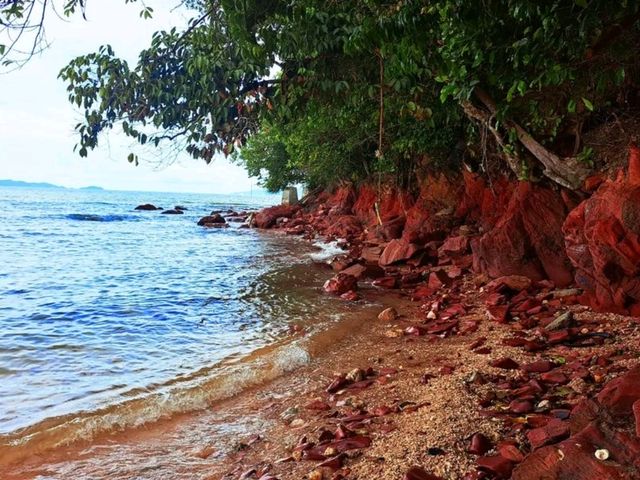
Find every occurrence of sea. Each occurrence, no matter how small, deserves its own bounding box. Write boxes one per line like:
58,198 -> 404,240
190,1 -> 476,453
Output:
0,186 -> 368,467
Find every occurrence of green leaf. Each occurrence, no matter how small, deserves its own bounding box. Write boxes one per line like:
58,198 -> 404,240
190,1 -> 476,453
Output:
582,97 -> 594,111
567,99 -> 576,113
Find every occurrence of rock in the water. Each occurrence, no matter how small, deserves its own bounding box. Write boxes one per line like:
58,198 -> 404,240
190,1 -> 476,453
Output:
161,209 -> 184,215
378,307 -> 398,322
135,203 -> 161,211
253,204 -> 298,229
174,205 -> 187,211
197,214 -> 226,226
323,273 -> 357,295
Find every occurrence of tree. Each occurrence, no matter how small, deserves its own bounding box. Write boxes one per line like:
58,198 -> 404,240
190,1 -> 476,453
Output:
0,0 -> 158,70
54,0 -> 640,189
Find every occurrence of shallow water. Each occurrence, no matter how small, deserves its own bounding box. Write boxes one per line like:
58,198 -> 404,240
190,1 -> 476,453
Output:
0,187 -> 357,459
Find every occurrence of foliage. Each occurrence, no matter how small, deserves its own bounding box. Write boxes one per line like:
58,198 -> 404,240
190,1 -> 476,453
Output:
52,0 -> 640,189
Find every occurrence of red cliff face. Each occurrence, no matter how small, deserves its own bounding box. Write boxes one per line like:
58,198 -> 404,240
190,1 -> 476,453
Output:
472,181 -> 574,288
252,145 -> 640,315
563,145 -> 640,314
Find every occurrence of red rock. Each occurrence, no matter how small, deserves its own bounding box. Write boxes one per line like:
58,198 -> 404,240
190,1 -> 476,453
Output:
340,290 -> 360,301
372,276 -> 398,289
412,285 -> 435,300
468,433 -> 492,455
540,370 -> 568,385
477,455 -> 515,478
361,246 -> 383,264
584,173 -> 605,192
474,182 -> 574,287
379,239 -> 421,266
323,274 -> 358,295
509,399 -> 534,414
474,347 -> 492,355
484,292 -> 505,306
253,204 -> 297,229
634,399 -> 640,437
490,358 -> 520,370
547,329 -> 571,344
487,275 -> 532,293
522,360 -> 554,373
325,215 -> 363,239
340,263 -> 367,279
596,365 -> 640,416
564,145 -> 640,313
439,235 -> 470,256
331,436 -> 372,452
439,365 -> 455,375
497,442 -> 525,463
526,419 -> 570,449
404,466 -> 444,480
486,305 -> 509,323
326,376 -> 348,393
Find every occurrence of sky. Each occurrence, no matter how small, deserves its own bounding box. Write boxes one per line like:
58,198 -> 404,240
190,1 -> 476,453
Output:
0,1 -> 259,194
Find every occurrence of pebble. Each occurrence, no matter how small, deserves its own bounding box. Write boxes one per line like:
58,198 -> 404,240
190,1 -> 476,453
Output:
595,448 -> 609,461
378,307 -> 398,322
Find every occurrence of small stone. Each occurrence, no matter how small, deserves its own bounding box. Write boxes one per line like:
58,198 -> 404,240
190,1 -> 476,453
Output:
378,307 -> 398,322
468,433 -> 491,455
545,311 -> 574,331
426,310 -> 437,320
404,466 -> 444,480
594,449 -> 609,461
308,469 -> 324,480
290,418 -> 305,427
346,368 -> 366,383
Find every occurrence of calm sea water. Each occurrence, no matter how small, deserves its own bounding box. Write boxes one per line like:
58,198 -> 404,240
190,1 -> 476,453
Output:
0,187 -> 348,443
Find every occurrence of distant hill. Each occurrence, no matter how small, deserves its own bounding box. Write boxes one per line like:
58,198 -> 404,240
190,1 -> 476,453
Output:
0,179 -> 65,189
0,180 -> 107,191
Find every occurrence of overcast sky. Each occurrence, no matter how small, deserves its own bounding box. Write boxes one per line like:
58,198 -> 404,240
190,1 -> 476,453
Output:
0,1 -> 258,194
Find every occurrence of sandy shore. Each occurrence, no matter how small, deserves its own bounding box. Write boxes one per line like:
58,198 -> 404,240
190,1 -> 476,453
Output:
7,271 -> 640,480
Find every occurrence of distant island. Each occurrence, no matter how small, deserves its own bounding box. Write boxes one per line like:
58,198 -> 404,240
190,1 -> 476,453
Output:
0,179 -> 104,190
0,179 -> 65,189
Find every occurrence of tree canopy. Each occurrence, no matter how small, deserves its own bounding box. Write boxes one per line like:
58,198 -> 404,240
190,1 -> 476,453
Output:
18,0 -> 640,191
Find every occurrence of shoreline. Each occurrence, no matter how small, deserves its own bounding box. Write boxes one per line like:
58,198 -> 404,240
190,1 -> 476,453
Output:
6,264 -> 640,479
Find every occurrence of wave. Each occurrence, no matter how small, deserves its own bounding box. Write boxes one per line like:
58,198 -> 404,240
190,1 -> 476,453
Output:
0,311 -> 367,468
65,214 -> 138,222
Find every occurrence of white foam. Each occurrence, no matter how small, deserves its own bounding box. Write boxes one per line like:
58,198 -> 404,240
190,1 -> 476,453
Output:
309,240 -> 345,262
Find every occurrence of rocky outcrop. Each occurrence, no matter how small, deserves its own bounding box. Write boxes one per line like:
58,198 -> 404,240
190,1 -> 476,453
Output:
161,209 -> 184,215
472,182 -> 574,287
564,145 -> 640,313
